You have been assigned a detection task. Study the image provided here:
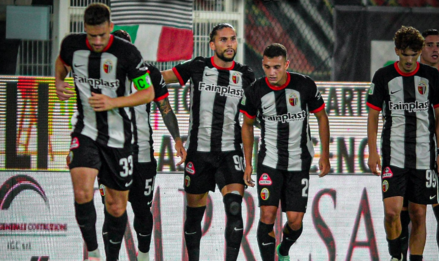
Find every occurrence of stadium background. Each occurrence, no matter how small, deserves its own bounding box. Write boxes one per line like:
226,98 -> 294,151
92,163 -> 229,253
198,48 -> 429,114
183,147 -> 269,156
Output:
1,0 -> 439,260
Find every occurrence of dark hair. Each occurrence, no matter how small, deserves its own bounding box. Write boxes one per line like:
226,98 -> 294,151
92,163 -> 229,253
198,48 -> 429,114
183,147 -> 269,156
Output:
112,29 -> 131,42
209,23 -> 235,42
263,43 -> 287,59
393,26 -> 424,52
422,29 -> 439,38
84,3 -> 111,26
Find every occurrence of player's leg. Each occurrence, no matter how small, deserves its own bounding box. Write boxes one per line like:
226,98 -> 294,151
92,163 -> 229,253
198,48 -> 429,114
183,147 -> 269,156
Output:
183,152 -> 214,261
432,204 -> 439,249
382,165 -> 408,260
407,202 -> 426,261
99,145 -> 134,261
129,160 -> 157,261
218,151 -> 246,261
256,164 -> 282,261
277,169 -> 309,260
400,196 -> 410,261
68,134 -> 102,260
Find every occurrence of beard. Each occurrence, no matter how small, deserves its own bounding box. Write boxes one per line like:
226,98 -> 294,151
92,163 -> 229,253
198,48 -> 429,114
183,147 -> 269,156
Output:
216,49 -> 236,62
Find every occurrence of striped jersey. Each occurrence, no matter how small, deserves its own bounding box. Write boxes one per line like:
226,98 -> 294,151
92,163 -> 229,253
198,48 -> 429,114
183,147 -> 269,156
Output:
172,56 -> 255,152
240,72 -> 325,171
367,62 -> 439,170
60,33 -> 150,148
132,64 -> 169,163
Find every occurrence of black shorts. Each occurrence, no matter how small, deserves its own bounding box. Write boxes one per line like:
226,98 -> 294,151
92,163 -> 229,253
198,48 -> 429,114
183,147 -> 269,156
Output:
183,150 -> 245,194
257,163 -> 310,213
382,165 -> 439,204
68,133 -> 134,191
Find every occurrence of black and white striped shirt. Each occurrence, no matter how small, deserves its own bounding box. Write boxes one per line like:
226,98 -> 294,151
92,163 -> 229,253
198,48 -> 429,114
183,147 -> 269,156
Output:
173,56 -> 255,152
240,72 -> 325,171
60,34 -> 150,148
367,62 -> 439,170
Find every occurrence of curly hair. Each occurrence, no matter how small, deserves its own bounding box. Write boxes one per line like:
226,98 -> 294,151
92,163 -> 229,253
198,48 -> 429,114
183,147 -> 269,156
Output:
393,26 -> 424,52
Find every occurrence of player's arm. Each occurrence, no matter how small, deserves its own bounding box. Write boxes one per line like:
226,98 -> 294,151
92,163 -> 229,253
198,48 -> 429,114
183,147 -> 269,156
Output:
55,56 -> 74,101
242,114 -> 255,187
156,97 -> 187,166
314,109 -> 330,177
367,108 -> 381,175
161,69 -> 179,84
435,107 -> 439,173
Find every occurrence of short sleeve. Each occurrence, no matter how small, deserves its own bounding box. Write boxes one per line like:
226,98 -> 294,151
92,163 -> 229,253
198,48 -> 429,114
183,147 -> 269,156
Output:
366,69 -> 385,111
173,58 -> 198,86
59,34 -> 74,67
149,65 -> 169,101
307,80 -> 325,113
239,84 -> 258,119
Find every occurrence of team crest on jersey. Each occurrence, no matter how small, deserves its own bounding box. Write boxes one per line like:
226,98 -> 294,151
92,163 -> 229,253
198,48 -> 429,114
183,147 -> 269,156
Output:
70,137 -> 79,149
261,188 -> 270,200
418,80 -> 427,95
186,162 -> 195,175
103,60 -> 113,74
259,173 -> 273,186
66,151 -> 73,165
382,180 -> 389,192
232,72 -> 241,84
185,176 -> 191,187
99,184 -> 106,197
382,166 -> 393,179
289,93 -> 299,107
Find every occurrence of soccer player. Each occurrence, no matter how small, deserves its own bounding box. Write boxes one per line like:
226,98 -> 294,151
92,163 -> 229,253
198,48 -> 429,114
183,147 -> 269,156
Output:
399,28 -> 439,261
367,26 -> 439,261
161,23 -> 255,261
97,29 -> 186,261
240,43 -> 330,261
55,4 -> 155,261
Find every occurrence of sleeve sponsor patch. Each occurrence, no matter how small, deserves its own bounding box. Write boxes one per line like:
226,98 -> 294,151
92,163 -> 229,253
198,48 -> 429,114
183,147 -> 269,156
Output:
368,83 -> 375,95
133,73 -> 152,90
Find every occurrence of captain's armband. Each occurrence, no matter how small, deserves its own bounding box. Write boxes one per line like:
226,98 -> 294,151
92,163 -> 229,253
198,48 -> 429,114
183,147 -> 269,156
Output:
133,73 -> 152,90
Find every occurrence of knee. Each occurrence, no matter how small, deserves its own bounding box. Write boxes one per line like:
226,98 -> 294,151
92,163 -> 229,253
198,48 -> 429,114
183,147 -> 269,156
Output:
74,187 -> 94,203
287,219 -> 302,231
224,192 -> 243,216
260,210 -> 277,224
384,208 -> 400,223
105,199 -> 127,217
409,207 -> 426,225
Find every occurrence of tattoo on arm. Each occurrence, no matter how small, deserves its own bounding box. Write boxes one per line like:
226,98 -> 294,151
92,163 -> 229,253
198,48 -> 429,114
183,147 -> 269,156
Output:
156,98 -> 180,140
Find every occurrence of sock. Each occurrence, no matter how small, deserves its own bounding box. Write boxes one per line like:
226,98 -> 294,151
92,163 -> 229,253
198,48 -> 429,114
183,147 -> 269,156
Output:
74,200 -> 98,251
400,210 -> 410,260
387,234 -> 402,259
279,222 -> 303,256
184,206 -> 206,261
133,209 -> 153,253
257,221 -> 275,261
409,254 -> 422,261
223,193 -> 243,261
104,209 -> 127,261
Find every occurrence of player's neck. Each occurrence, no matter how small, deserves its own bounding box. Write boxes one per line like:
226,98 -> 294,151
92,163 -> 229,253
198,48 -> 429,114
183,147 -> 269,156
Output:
420,58 -> 439,70
212,56 -> 234,69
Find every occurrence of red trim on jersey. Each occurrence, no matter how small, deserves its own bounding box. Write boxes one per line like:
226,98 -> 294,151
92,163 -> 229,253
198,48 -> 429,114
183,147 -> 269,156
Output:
59,56 -> 68,66
154,92 -> 169,102
394,61 -> 419,77
310,103 -> 325,113
86,35 -> 114,52
211,57 -> 235,70
172,67 -> 185,86
434,103 -> 439,109
265,73 -> 291,91
240,109 -> 256,119
366,102 -> 382,111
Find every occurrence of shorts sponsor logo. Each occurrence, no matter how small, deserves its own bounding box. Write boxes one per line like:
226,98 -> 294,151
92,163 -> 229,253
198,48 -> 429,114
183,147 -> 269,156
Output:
185,175 -> 191,187
261,188 -> 270,200
103,60 -> 113,74
382,166 -> 393,179
70,137 -> 79,149
66,151 -> 73,165
382,180 -> 389,192
259,173 -> 272,186
99,184 -> 106,197
186,162 -> 195,175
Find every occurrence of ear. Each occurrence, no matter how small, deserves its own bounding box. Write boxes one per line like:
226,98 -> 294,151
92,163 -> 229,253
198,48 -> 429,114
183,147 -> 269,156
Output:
209,41 -> 215,51
109,22 -> 114,32
285,60 -> 290,69
394,47 -> 399,56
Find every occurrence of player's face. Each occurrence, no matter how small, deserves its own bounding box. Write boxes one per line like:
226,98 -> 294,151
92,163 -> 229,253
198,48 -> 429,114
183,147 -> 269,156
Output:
85,21 -> 114,53
395,48 -> 421,73
210,27 -> 237,62
262,55 -> 290,86
421,35 -> 439,67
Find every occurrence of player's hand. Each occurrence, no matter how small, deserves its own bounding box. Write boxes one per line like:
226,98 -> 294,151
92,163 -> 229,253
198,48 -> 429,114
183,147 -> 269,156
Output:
174,139 -> 186,166
55,81 -> 75,101
318,156 -> 330,177
368,151 -> 381,176
244,165 -> 254,187
89,92 -> 115,111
